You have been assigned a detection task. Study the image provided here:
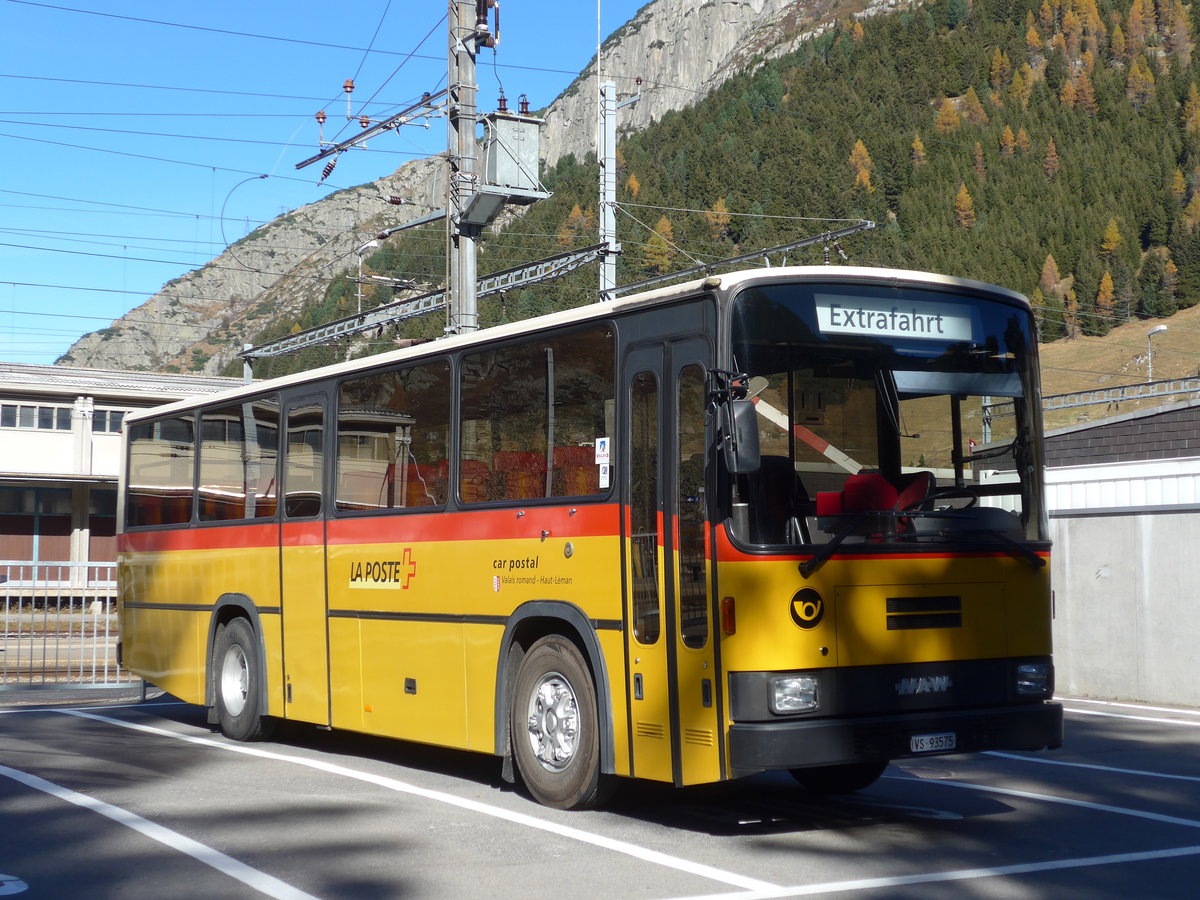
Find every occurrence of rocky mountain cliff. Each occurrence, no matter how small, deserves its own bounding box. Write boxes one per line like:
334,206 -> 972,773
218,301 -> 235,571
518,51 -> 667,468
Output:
58,0 -> 885,375
540,0 -> 887,167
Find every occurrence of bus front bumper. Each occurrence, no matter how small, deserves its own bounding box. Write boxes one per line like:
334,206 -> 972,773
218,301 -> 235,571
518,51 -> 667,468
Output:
728,702 -> 1063,773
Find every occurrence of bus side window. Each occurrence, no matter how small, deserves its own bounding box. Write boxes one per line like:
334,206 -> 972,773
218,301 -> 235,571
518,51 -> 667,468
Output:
285,403 -> 323,519
126,416 -> 195,527
197,397 -> 279,522
459,327 -> 614,504
336,361 -> 451,512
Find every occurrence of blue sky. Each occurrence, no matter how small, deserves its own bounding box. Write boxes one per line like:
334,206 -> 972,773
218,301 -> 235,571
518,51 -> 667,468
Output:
0,1 -> 646,366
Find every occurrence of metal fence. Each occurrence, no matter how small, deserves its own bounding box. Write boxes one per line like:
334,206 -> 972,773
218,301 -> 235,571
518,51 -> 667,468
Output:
1,561 -> 138,688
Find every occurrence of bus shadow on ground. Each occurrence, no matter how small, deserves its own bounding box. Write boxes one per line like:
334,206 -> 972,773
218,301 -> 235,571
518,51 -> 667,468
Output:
145,700 -> 1014,838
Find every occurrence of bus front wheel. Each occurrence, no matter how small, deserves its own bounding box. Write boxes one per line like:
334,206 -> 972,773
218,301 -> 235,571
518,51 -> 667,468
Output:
510,635 -> 604,810
213,617 -> 274,742
788,760 -> 888,795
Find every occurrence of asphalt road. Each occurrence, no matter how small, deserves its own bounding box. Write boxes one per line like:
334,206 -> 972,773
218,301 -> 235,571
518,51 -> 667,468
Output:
1,692 -> 1198,899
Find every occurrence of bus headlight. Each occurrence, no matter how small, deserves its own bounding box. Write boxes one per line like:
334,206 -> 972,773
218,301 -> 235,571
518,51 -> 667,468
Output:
770,674 -> 820,714
1015,662 -> 1053,696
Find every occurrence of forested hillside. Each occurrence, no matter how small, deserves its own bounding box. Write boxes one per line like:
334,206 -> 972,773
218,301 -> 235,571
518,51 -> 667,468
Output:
244,0 -> 1200,378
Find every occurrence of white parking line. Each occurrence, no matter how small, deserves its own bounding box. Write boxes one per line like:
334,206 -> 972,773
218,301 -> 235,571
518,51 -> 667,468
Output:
0,764 -> 319,900
662,771 -> 1200,900
1064,698 -> 1200,718
1062,706 -> 1200,728
660,845 -> 1200,900
985,751 -> 1200,785
55,708 -> 780,894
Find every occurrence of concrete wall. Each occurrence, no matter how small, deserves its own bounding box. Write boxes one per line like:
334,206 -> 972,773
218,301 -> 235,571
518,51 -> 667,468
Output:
1047,459 -> 1200,707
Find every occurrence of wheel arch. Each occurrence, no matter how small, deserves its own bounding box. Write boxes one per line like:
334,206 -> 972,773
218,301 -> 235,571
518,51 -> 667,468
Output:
494,600 -> 616,776
204,593 -> 271,720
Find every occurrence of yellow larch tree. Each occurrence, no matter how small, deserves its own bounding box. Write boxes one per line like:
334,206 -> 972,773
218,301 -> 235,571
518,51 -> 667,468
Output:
955,183 -> 977,228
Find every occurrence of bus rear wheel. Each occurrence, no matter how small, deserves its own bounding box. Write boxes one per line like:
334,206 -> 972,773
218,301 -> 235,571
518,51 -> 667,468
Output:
510,636 -> 604,810
213,617 -> 274,742
788,760 -> 888,795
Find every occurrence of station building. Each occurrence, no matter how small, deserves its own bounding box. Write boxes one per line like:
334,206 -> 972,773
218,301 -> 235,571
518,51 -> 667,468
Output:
0,362 -> 238,591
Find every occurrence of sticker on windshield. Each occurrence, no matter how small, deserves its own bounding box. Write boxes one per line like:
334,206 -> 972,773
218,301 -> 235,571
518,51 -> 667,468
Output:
815,294 -> 973,342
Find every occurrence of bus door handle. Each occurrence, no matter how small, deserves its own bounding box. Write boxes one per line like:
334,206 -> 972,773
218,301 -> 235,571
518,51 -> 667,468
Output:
634,673 -> 644,700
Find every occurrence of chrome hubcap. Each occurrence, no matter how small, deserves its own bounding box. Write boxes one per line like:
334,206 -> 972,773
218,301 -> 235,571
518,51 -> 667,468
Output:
525,671 -> 579,771
220,644 -> 249,717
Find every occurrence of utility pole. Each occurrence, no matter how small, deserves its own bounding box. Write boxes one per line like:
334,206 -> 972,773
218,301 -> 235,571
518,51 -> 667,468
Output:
597,80 -> 638,302
447,0 -> 494,334
598,82 -> 619,302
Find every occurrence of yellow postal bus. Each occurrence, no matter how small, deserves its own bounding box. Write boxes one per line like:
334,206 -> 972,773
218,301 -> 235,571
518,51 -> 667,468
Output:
118,266 -> 1062,809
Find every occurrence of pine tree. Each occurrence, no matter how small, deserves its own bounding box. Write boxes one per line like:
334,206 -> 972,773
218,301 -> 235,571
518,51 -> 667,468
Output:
1044,140 -> 1061,179
644,215 -> 676,274
1183,193 -> 1200,230
1095,270 -> 1116,323
1074,71 -> 1098,114
1060,79 -> 1078,107
1172,169 -> 1188,201
1013,65 -> 1035,109
989,48 -> 1012,88
704,197 -> 732,243
1127,56 -> 1156,106
1040,254 -> 1063,295
1000,126 -> 1017,155
955,183 -> 976,228
935,97 -> 961,132
849,138 -> 875,192
973,142 -> 987,182
1101,218 -> 1122,258
1182,84 -> 1200,137
1064,288 -> 1082,338
1111,24 -> 1126,60
911,134 -> 927,167
963,87 -> 989,125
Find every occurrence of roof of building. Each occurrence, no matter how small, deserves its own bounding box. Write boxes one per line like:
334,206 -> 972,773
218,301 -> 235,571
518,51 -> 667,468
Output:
0,362 -> 240,404
1044,396 -> 1200,467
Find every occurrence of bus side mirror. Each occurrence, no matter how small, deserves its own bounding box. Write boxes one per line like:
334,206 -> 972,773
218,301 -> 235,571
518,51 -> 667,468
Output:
722,399 -> 761,474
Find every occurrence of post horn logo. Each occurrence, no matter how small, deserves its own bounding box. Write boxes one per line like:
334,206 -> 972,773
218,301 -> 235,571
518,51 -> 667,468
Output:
790,589 -> 824,629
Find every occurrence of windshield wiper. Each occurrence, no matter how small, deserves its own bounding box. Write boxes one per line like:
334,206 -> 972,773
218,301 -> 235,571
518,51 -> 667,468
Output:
959,528 -> 1046,570
799,509 -> 945,577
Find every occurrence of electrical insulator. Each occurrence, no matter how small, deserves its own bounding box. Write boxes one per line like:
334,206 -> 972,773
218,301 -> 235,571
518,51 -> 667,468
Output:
315,110 -> 327,125
321,158 -> 337,182
360,115 -> 370,129
386,196 -> 406,205
518,94 -> 530,115
497,92 -> 508,113
343,79 -> 355,94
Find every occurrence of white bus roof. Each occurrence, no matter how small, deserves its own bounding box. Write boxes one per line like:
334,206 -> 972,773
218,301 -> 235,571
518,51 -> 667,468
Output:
124,265 -> 1029,424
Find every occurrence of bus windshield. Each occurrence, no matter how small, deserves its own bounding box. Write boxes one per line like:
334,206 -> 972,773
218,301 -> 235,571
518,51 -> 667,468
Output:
728,279 -> 1046,552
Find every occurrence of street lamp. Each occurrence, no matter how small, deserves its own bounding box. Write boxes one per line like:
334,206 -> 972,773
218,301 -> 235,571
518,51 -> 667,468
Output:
1147,324 -> 1168,383
355,240 -> 380,313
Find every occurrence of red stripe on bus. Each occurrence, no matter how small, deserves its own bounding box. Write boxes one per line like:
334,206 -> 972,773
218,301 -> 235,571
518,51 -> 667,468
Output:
119,504 -> 622,552
119,522 -> 279,553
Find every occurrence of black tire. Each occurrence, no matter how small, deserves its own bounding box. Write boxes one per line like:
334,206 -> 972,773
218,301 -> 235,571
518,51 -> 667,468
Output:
510,636 -> 605,810
213,618 -> 275,742
788,760 -> 888,795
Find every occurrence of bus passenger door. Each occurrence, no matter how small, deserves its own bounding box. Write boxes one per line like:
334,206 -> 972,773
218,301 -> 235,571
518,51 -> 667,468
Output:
279,395 -> 331,725
624,340 -> 721,786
